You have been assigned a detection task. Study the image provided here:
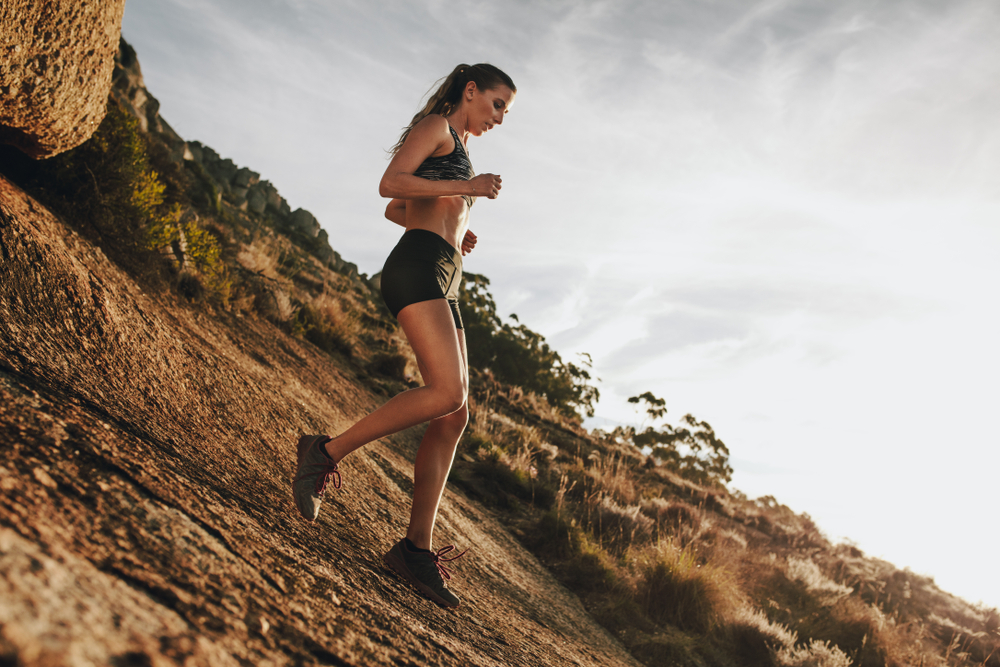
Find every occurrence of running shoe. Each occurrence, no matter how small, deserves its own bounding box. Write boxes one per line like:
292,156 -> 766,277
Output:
383,538 -> 467,608
292,435 -> 341,521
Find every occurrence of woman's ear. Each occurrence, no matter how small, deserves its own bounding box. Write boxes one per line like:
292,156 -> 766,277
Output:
464,80 -> 477,100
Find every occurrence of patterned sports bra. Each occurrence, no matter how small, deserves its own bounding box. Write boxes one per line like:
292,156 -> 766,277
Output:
412,124 -> 476,207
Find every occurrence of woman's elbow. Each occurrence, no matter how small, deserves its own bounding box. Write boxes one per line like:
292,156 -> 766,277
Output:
379,174 -> 402,199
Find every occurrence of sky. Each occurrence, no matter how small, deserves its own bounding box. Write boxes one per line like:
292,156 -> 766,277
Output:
120,0 -> 1000,609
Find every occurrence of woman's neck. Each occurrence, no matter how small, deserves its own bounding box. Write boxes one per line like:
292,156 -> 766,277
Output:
445,110 -> 470,145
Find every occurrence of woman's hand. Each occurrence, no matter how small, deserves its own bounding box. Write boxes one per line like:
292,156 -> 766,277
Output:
384,198 -> 406,226
461,229 -> 478,256
468,173 -> 502,199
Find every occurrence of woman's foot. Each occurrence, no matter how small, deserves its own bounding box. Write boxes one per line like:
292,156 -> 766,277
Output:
383,538 -> 466,608
292,435 -> 341,521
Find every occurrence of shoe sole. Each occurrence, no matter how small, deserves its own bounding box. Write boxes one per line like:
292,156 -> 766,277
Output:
383,547 -> 460,609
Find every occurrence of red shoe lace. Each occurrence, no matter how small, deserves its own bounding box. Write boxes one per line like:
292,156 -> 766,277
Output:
312,460 -> 341,496
432,545 -> 468,581
294,438 -> 342,496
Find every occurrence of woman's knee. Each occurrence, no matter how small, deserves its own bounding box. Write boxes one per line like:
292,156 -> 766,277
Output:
440,402 -> 469,430
428,383 -> 467,416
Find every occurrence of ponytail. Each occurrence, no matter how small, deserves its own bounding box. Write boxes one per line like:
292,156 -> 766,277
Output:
389,63 -> 516,156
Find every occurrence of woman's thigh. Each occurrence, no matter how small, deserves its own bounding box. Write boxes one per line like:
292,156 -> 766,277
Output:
397,299 -> 466,397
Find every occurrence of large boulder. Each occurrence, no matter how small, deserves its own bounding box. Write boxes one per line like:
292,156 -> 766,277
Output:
233,167 -> 259,188
0,0 -> 127,158
287,208 -> 320,238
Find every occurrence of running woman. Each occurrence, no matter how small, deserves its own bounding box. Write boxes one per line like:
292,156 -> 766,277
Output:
292,64 -> 516,608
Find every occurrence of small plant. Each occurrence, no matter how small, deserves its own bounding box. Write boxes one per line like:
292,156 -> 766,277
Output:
632,539 -> 740,634
290,302 -> 354,358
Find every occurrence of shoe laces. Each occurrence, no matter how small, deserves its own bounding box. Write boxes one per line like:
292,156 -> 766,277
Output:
294,438 -> 342,496
431,545 -> 468,582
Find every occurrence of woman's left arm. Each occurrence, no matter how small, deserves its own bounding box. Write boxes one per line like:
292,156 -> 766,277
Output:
385,198 -> 406,226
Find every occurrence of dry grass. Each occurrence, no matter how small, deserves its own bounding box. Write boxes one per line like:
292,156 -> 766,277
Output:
591,496 -> 654,555
786,557 -> 853,606
627,538 -> 743,635
459,361 -> 999,667
586,452 -> 638,506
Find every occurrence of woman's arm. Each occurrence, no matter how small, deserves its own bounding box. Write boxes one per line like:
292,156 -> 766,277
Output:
461,229 -> 477,256
379,115 -> 501,200
385,198 -> 406,226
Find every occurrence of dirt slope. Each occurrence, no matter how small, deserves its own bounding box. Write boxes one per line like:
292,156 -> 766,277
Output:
0,176 -> 640,666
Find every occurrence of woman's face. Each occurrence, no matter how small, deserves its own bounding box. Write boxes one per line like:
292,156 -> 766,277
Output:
466,84 -> 515,137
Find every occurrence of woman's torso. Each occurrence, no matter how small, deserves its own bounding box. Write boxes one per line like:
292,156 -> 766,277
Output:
405,122 -> 474,250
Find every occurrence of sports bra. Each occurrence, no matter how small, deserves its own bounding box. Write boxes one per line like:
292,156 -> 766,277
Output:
412,124 -> 476,207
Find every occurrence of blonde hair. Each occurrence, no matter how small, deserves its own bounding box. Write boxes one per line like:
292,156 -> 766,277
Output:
390,63 -> 516,156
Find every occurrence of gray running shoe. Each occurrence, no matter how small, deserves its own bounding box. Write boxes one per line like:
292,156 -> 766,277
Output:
292,435 -> 341,521
383,539 -> 467,608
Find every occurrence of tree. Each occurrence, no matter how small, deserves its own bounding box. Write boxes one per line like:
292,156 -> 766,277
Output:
617,392 -> 733,486
459,273 -> 600,419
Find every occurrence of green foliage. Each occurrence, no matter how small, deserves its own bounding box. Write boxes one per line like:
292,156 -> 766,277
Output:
180,219 -> 222,274
616,392 -> 734,486
459,273 -> 600,419
0,96 -> 227,300
1,98 -> 162,267
629,390 -> 667,421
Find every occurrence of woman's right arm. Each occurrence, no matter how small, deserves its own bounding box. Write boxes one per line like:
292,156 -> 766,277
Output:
379,115 -> 501,200
385,198 -> 406,226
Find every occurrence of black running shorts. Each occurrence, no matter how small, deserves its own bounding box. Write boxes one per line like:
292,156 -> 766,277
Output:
380,229 -> 464,329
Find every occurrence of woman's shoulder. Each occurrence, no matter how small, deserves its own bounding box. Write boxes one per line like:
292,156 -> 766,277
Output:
403,114 -> 454,153
411,113 -> 451,134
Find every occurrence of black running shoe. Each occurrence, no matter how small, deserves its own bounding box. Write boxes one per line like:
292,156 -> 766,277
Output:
383,539 -> 467,608
292,435 -> 341,521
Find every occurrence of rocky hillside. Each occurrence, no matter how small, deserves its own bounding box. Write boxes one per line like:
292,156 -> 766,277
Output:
3,34 -> 997,667
0,172 -> 640,666
0,31 -> 646,666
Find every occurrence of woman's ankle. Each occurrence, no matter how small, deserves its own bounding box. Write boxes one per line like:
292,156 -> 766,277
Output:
320,437 -> 340,464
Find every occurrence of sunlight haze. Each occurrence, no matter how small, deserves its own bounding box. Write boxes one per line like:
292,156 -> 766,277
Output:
121,0 -> 1000,608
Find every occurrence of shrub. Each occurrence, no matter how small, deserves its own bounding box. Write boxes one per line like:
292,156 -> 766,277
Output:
0,96 -> 168,272
776,640 -> 851,667
785,557 -> 852,607
592,496 -> 654,555
529,511 -> 617,589
368,352 -> 408,381
291,303 -> 353,358
632,540 -> 740,634
473,455 -> 534,505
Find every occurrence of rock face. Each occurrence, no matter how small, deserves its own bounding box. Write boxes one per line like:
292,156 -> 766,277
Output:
110,39 -> 355,277
0,0 -> 127,158
111,38 -> 181,143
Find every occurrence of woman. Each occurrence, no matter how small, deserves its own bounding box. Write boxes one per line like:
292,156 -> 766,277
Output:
292,63 -> 516,608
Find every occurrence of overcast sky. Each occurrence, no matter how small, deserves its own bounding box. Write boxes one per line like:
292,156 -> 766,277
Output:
121,0 -> 1000,608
